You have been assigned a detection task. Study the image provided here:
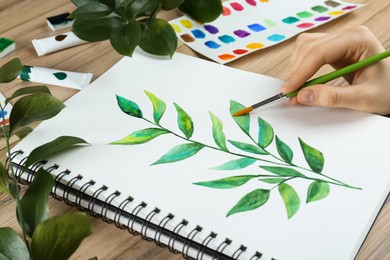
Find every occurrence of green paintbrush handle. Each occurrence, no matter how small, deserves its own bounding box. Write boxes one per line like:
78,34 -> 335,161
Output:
285,49 -> 390,97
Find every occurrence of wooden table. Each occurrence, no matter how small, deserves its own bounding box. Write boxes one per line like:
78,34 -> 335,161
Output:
0,0 -> 389,259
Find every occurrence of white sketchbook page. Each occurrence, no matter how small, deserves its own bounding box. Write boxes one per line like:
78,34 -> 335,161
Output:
169,0 -> 363,64
12,51 -> 390,260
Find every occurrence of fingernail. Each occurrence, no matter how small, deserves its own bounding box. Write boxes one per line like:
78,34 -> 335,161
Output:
299,89 -> 314,104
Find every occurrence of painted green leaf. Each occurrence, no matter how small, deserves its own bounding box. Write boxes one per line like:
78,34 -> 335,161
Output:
9,93 -> 65,136
227,189 -> 270,217
179,0 -> 222,23
209,112 -> 228,151
72,16 -> 125,42
111,128 -> 168,145
5,86 -> 50,105
110,20 -> 141,57
0,161 -> 12,197
116,95 -> 143,118
144,90 -> 166,124
139,18 -> 177,58
228,140 -> 268,155
259,178 -> 286,184
69,2 -> 113,19
299,137 -> 324,173
24,136 -> 88,170
0,227 -> 29,260
230,100 -> 250,135
210,158 -> 256,170
18,168 -> 54,237
0,57 -> 22,83
275,135 -> 293,163
278,183 -> 300,219
174,103 -> 193,139
306,181 -> 330,203
152,143 -> 204,165
31,212 -> 92,260
258,118 -> 274,148
260,166 -> 306,177
194,175 -> 258,189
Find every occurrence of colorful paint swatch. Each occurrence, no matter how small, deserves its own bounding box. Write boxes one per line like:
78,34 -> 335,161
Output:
205,41 -> 221,49
0,92 -> 12,126
170,0 -> 364,64
234,30 -> 251,38
219,35 -> 235,43
46,12 -> 74,32
248,23 -> 266,32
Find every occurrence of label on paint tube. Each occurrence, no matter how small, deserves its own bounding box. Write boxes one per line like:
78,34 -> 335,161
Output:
32,31 -> 86,56
19,65 -> 93,90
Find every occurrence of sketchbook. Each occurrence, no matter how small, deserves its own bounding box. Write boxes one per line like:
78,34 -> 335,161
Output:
169,0 -> 363,64
11,50 -> 390,260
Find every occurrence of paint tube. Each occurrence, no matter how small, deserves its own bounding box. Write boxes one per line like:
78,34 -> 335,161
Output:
46,12 -> 74,32
32,31 -> 86,56
18,65 -> 93,90
0,37 -> 15,59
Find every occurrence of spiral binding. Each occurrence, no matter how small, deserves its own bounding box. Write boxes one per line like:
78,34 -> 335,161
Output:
9,150 -> 264,260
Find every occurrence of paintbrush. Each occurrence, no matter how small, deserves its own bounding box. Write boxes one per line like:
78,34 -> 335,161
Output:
232,49 -> 390,116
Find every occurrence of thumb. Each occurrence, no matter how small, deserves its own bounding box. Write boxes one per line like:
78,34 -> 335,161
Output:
296,84 -> 365,110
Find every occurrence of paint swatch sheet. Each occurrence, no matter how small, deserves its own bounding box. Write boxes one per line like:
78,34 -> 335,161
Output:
170,0 -> 362,63
11,51 -> 390,260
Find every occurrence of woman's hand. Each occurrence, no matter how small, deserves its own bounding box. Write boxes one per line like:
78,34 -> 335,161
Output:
281,25 -> 390,115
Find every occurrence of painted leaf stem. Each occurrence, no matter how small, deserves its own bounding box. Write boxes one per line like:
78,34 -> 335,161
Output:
113,91 -> 361,219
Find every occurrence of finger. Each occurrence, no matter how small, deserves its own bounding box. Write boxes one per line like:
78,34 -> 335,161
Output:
296,84 -> 372,112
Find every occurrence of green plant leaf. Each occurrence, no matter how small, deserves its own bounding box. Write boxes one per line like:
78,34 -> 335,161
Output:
5,86 -> 51,105
227,189 -> 270,217
258,118 -> 274,148
144,90 -> 166,124
24,136 -> 88,170
259,178 -> 286,184
210,158 -> 256,170
194,175 -> 258,189
0,227 -> 29,260
69,2 -> 113,19
0,161 -> 12,197
299,137 -> 324,173
228,140 -> 268,155
116,95 -> 143,118
209,112 -> 228,151
122,0 -> 159,19
72,16 -> 125,42
306,181 -> 330,203
179,0 -> 222,22
111,128 -> 168,144
9,93 -> 65,136
139,18 -> 177,58
260,166 -> 306,177
18,168 -> 54,237
174,103 -> 193,139
160,0 -> 184,10
110,20 -> 141,57
275,135 -> 293,163
278,183 -> 300,219
71,0 -> 98,7
152,143 -> 204,165
0,58 -> 23,83
31,212 -> 92,260
230,100 -> 250,135
13,126 -> 33,140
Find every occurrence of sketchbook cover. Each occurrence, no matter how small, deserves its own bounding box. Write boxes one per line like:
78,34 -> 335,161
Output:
11,51 -> 390,260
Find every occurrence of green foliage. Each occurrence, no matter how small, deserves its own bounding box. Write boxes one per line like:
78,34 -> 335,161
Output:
31,212 -> 92,260
112,90 -> 361,219
0,57 -> 92,258
70,0 -> 222,57
116,94 -> 143,118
